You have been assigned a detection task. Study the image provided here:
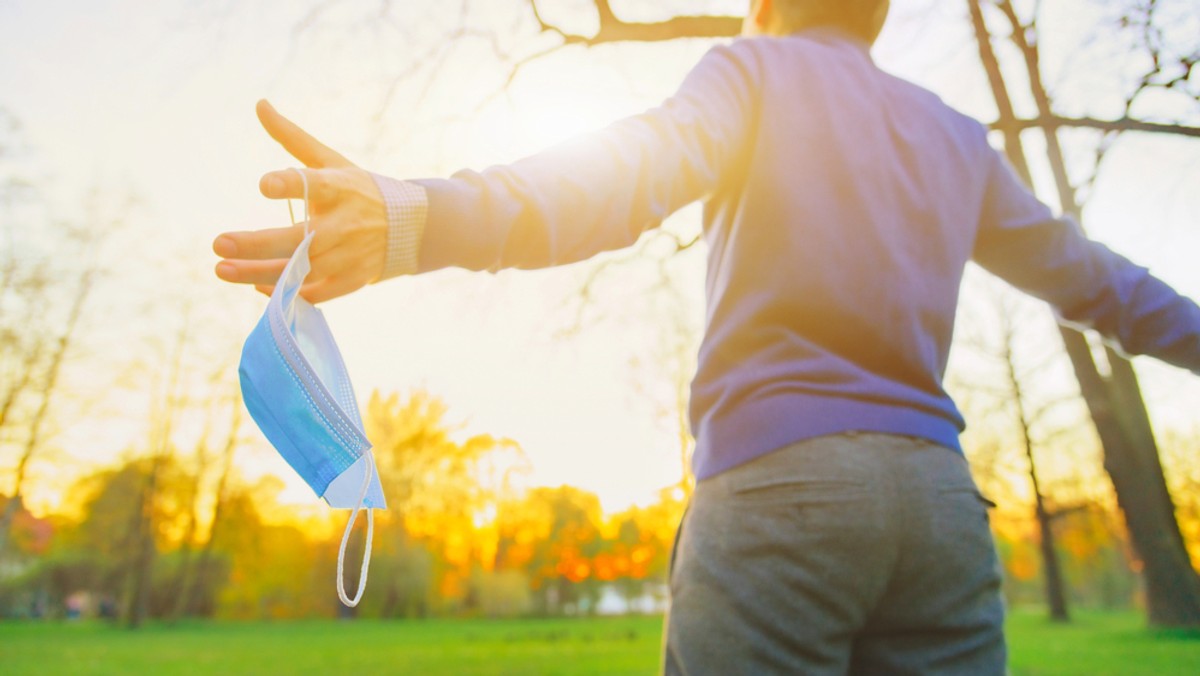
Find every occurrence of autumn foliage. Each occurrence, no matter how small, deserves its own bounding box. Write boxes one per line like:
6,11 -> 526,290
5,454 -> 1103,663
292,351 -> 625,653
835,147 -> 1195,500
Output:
0,391 -> 688,620
1,390 -> 1195,622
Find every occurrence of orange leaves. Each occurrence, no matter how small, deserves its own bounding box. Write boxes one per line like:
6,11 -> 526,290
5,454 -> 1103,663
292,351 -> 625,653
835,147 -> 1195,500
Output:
489,483 -> 685,603
25,390 -> 687,619
557,557 -> 591,584
1007,545 -> 1039,582
5,499 -> 54,556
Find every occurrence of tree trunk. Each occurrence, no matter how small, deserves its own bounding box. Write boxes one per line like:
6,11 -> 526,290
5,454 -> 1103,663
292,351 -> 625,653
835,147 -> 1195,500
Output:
1102,353 -> 1200,625
122,310 -> 191,628
1033,486 -> 1070,621
179,397 -> 240,619
122,474 -> 158,629
167,528 -> 197,622
969,0 -> 1200,627
1002,316 -> 1071,622
168,431 -> 212,623
0,494 -> 22,562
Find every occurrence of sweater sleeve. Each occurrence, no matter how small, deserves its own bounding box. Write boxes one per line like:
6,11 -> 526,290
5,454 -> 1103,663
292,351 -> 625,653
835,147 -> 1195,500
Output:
972,146 -> 1200,374
406,43 -> 757,273
370,174 -> 428,280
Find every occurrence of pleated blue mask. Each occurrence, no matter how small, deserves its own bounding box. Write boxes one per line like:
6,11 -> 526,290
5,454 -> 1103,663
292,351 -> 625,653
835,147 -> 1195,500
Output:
238,168 -> 384,607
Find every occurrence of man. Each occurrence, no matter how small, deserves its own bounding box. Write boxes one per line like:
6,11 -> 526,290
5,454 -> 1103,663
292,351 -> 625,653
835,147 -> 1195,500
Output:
215,0 -> 1200,672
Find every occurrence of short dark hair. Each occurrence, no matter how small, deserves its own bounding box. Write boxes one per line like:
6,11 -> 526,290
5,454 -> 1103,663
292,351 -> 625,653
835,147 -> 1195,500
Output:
775,0 -> 888,40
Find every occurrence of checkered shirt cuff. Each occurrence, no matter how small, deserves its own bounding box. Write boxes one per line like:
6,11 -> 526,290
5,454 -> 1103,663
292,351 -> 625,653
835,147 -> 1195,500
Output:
370,174 -> 428,280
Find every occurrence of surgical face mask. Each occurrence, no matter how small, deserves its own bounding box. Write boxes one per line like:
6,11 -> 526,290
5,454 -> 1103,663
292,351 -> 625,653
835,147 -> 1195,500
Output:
238,169 -> 385,607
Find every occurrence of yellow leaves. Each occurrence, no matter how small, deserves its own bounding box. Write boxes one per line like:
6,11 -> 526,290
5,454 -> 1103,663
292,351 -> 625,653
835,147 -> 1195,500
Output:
216,519 -> 322,620
365,388 -> 525,527
34,388 -> 688,619
630,545 -> 652,565
439,571 -> 465,600
442,527 -> 471,568
1058,510 -> 1111,561
1006,542 -> 1040,582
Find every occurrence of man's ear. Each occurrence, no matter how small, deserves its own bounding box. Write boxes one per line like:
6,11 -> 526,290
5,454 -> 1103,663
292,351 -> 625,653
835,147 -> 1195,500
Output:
747,0 -> 773,34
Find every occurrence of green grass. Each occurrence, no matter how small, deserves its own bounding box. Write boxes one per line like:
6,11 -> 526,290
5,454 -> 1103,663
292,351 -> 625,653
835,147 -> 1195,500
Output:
1006,608 -> 1200,676
1,609 -> 1196,675
0,615 -> 663,676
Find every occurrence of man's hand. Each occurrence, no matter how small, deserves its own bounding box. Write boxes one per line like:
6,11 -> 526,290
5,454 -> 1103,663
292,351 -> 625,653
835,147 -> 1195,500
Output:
214,100 -> 387,304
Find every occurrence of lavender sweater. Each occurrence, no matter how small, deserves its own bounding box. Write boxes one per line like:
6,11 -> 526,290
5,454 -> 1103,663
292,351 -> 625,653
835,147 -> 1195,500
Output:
379,31 -> 1200,479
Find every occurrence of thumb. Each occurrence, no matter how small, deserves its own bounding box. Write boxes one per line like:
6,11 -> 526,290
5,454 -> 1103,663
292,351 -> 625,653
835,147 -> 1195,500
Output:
256,99 -> 355,169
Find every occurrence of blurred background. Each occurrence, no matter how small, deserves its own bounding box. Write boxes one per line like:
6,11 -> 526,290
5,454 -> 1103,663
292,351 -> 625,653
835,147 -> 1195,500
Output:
0,0 -> 1198,660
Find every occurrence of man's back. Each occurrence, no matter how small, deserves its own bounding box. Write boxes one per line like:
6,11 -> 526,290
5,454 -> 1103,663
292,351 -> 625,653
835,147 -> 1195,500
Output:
693,32 -> 994,478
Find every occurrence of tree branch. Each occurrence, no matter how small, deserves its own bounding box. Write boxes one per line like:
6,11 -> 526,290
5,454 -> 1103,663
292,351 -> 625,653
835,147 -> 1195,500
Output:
530,0 -> 740,46
992,114 -> 1200,139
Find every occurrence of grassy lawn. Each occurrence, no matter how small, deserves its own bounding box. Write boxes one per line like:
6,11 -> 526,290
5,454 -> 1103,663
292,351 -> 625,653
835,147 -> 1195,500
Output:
1,609 -> 1196,674
1006,609 -> 1200,676
0,615 -> 662,676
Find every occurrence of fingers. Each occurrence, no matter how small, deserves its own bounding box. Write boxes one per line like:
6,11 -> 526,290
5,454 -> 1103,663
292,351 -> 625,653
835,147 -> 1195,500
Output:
214,258 -> 288,286
299,275 -> 366,305
259,168 -> 339,204
215,235 -> 374,302
223,264 -> 364,304
256,100 -> 353,170
213,225 -> 305,260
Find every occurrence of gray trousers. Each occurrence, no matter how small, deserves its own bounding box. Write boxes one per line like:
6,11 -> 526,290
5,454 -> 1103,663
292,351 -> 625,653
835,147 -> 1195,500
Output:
664,433 -> 1005,675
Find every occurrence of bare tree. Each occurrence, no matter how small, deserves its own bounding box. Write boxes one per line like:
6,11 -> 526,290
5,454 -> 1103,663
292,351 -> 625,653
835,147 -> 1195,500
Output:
121,306 -> 192,629
968,0 -> 1200,627
958,282 -> 1100,621
0,187 -> 115,559
165,361 -> 230,623
170,385 -> 244,621
384,1 -> 1198,137
0,258 -> 98,559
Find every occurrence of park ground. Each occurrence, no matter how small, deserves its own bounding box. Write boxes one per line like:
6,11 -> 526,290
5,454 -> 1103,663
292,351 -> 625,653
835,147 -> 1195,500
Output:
1,608 -> 1197,674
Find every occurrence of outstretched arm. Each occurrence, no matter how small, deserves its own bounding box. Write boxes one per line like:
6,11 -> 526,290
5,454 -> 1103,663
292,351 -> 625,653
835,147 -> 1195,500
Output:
973,147 -> 1200,374
402,43 -> 755,273
217,43 -> 756,299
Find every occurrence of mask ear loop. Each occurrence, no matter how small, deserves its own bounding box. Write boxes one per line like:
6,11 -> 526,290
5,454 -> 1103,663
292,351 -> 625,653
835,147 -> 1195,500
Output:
286,168 -> 311,235
336,448 -> 377,607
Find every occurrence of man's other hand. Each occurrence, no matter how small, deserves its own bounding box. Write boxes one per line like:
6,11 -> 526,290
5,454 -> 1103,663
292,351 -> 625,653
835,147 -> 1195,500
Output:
213,100 -> 387,304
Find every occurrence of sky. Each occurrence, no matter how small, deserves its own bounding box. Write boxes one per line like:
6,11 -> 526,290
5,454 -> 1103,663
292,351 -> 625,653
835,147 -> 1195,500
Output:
1,0 -> 1198,516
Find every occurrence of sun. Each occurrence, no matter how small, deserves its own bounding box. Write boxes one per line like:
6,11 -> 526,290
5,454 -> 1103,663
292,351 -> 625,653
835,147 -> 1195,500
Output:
514,93 -> 605,147
503,74 -> 634,152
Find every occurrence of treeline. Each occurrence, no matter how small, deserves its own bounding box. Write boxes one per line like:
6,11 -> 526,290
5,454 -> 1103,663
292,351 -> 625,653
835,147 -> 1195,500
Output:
0,387 -> 1190,623
0,391 -> 685,622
